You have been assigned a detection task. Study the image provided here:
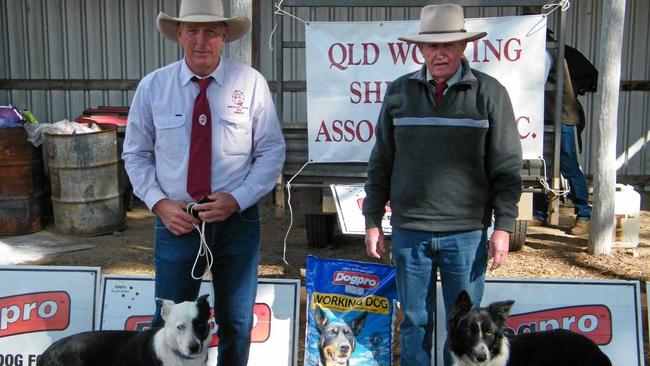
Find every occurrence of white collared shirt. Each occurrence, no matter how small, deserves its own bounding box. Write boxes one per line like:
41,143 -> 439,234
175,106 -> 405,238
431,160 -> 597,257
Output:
123,57 -> 285,211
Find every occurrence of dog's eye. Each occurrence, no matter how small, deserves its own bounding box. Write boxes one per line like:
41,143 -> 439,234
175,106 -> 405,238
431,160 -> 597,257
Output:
484,330 -> 493,335
177,325 -> 186,331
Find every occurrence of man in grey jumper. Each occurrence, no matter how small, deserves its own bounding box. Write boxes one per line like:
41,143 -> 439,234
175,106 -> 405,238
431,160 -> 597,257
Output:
363,4 -> 522,366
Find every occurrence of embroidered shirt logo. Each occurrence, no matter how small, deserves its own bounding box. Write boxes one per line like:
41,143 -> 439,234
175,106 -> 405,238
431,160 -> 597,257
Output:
228,90 -> 249,115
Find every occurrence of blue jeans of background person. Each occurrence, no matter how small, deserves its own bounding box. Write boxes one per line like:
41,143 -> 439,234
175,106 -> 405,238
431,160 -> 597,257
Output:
151,204 -> 261,366
533,123 -> 592,222
391,227 -> 488,366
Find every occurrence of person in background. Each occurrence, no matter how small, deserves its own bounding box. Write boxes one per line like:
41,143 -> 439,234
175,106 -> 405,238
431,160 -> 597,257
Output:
362,4 -> 522,366
122,0 -> 285,364
531,30 -> 596,236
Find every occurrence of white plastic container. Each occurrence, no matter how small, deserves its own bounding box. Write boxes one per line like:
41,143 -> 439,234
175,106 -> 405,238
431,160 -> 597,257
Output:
613,184 -> 640,248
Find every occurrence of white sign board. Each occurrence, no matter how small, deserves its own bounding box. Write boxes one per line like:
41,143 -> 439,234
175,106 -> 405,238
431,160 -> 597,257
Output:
434,279 -> 645,365
0,265 -> 100,365
101,276 -> 300,366
306,15 -> 547,162
330,184 -> 391,235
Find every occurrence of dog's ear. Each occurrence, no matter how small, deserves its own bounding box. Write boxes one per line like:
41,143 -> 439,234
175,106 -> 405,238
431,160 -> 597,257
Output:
196,294 -> 211,320
156,298 -> 176,322
348,311 -> 368,336
448,290 -> 473,329
313,305 -> 329,334
488,300 -> 515,324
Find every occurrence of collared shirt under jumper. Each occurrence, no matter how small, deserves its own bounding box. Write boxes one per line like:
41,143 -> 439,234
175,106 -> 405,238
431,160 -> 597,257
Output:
123,57 -> 286,211
363,59 -> 522,233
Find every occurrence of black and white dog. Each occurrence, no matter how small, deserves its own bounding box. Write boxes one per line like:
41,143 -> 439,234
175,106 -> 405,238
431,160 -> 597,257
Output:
38,294 -> 212,366
313,306 -> 368,366
448,290 -> 612,366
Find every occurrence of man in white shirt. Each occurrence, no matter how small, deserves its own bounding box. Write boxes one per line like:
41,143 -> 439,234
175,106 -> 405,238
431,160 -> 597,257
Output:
122,0 -> 285,364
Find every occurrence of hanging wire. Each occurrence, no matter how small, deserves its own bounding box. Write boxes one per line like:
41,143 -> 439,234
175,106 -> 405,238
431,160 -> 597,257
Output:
269,0 -> 308,51
281,160 -> 312,265
525,0 -> 571,37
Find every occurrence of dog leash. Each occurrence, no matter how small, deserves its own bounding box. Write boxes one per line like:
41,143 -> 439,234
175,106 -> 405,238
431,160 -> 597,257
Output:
186,202 -> 214,280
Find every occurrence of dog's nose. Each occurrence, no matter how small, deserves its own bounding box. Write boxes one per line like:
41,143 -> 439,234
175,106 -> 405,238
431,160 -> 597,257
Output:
189,342 -> 200,354
340,345 -> 350,353
475,352 -> 487,362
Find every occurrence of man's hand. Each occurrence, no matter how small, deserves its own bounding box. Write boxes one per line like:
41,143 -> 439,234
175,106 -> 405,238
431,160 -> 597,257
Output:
152,199 -> 199,235
365,227 -> 385,259
194,192 -> 240,223
488,229 -> 510,271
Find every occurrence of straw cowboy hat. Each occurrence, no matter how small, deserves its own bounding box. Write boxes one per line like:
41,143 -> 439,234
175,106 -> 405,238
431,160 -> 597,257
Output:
399,4 -> 486,44
157,0 -> 251,43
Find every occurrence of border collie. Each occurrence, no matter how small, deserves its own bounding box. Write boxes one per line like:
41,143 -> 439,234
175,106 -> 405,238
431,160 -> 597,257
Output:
37,294 -> 212,366
448,290 -> 612,366
313,306 -> 368,366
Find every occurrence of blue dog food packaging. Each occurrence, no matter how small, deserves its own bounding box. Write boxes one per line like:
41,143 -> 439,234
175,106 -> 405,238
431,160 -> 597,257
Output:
305,256 -> 398,366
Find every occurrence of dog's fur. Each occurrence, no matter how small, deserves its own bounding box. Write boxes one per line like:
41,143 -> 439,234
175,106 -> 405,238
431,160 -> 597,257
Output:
37,295 -> 212,366
448,290 -> 612,366
313,306 -> 368,366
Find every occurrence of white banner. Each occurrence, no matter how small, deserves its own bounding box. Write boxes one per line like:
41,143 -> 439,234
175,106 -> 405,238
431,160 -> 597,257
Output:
306,15 -> 547,162
100,276 -> 300,366
330,184 -> 391,235
0,265 -> 100,365
434,279 -> 645,366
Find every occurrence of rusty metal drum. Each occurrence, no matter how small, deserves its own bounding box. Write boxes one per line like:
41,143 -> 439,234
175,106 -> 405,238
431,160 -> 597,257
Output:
0,127 -> 45,235
46,124 -> 124,235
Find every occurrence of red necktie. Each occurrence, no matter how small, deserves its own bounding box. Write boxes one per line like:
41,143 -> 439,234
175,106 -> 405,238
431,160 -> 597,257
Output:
187,77 -> 213,201
433,80 -> 447,106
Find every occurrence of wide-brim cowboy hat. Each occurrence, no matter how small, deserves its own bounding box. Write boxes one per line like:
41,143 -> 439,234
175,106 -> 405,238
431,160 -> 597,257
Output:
399,4 -> 486,44
157,0 -> 251,43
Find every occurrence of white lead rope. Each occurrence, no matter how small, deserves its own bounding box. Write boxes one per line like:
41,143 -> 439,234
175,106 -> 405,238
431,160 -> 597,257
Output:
186,203 -> 214,280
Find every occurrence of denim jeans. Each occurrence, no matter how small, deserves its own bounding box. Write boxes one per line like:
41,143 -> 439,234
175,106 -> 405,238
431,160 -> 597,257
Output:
534,123 -> 592,221
391,227 -> 488,366
151,204 -> 261,366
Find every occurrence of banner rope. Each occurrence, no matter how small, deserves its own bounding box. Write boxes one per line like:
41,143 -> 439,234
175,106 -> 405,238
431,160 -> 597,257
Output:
282,160 -> 312,265
526,0 -> 571,37
269,0 -> 308,51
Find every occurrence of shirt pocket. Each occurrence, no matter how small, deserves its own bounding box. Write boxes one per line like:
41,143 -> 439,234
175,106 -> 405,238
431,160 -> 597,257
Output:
153,115 -> 186,158
220,117 -> 253,156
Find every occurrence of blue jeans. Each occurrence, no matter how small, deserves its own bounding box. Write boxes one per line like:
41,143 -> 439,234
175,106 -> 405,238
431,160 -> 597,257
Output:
151,204 -> 261,366
534,123 -> 592,222
391,227 -> 488,366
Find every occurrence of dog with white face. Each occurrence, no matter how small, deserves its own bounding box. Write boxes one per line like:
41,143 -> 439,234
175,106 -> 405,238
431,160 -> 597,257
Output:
448,290 -> 612,366
37,294 -> 212,366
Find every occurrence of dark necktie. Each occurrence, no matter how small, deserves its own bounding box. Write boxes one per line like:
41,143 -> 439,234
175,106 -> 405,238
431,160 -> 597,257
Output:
432,80 -> 447,106
187,76 -> 213,201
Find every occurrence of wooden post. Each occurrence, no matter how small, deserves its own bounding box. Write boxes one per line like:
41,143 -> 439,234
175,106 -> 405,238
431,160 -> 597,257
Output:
549,5 -> 567,226
229,0 -> 252,65
589,0 -> 626,255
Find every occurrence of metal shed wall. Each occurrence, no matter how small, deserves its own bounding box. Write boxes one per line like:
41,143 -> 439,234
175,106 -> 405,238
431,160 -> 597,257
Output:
1,0 -> 649,179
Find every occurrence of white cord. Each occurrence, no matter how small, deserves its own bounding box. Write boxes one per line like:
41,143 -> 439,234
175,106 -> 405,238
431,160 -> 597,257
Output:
539,158 -> 571,197
269,0 -> 308,52
186,203 -> 214,280
543,0 -> 571,15
525,0 -> 571,38
281,160 -> 312,265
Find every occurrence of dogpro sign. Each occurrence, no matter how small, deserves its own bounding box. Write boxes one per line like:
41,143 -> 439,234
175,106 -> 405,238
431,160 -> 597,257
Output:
305,256 -> 398,366
100,276 -> 300,366
434,278 -> 645,366
0,265 -> 99,366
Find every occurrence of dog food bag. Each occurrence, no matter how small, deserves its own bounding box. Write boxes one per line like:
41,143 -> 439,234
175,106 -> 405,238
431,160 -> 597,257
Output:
305,256 -> 398,366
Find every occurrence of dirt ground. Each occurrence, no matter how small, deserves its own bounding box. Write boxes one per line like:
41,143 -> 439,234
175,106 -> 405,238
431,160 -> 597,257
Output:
28,194 -> 650,281
25,194 -> 650,364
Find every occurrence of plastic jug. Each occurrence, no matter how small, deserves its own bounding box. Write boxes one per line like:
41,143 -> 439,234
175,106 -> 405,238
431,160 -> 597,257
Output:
613,184 -> 640,248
